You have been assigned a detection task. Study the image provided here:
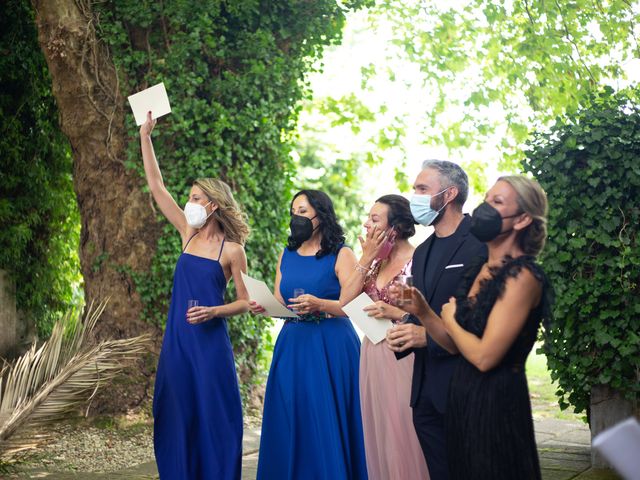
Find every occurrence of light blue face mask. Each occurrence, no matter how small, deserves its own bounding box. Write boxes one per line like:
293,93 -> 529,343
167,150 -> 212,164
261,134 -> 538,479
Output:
410,188 -> 449,226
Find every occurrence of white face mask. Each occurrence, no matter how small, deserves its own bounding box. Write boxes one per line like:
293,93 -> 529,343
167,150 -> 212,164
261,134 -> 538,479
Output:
184,201 -> 213,229
409,188 -> 449,226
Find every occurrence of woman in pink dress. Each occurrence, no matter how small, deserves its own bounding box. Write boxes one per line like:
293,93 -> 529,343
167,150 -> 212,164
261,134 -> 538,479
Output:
341,194 -> 430,479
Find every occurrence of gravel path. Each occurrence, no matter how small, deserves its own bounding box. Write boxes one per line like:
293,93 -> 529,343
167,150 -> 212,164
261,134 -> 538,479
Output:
7,407 -> 263,475
12,418 -> 154,473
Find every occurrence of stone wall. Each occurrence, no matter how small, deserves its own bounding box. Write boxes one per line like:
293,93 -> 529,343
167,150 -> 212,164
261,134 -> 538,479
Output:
590,384 -> 640,467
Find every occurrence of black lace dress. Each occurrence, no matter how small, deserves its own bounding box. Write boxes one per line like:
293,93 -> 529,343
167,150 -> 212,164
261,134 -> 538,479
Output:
445,256 -> 551,480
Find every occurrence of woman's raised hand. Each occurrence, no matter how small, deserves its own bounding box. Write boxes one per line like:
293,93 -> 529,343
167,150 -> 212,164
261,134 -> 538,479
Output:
140,111 -> 157,137
358,225 -> 387,264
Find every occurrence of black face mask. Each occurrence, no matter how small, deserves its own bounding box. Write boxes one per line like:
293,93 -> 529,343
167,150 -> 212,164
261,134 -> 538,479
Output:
470,202 -> 521,243
289,215 -> 317,243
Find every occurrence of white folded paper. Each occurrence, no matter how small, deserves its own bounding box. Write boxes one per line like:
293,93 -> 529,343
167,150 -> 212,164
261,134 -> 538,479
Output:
241,272 -> 298,318
127,82 -> 172,126
342,293 -> 393,344
592,417 -> 640,480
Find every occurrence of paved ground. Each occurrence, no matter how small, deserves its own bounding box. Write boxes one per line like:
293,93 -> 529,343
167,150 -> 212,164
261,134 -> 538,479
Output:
534,418 -> 620,480
9,417 -> 621,479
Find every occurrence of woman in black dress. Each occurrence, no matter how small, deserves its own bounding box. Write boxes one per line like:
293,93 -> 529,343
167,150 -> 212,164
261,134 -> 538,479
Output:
396,175 -> 551,479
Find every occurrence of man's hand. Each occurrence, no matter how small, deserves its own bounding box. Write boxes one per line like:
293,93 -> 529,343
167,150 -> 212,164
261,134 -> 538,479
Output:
386,323 -> 427,352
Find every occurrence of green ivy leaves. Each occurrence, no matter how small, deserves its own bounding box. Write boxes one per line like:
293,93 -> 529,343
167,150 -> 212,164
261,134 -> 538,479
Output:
0,0 -> 82,336
91,0 -> 369,396
524,87 -> 640,415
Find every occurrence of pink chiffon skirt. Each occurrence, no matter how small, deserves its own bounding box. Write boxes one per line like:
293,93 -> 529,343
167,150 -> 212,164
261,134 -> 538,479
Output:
359,337 -> 430,479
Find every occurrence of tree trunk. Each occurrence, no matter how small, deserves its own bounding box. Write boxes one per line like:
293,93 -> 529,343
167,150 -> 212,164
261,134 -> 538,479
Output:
32,0 -> 161,411
0,270 -> 17,359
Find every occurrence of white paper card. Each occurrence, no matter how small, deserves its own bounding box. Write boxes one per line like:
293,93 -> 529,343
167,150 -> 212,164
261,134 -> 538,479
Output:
342,293 -> 393,344
241,272 -> 298,318
127,83 -> 172,126
592,417 -> 640,479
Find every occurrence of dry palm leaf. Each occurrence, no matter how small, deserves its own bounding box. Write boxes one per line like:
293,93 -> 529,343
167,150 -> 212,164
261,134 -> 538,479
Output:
0,301 -> 152,458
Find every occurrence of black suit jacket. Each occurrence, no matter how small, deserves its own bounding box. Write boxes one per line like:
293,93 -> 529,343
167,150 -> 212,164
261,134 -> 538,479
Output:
402,215 -> 487,413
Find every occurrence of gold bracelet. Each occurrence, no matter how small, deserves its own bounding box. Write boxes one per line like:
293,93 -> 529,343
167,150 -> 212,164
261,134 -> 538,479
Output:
354,263 -> 370,275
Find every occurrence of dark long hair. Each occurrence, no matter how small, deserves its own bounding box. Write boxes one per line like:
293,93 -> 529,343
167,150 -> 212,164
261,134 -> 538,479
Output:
287,189 -> 345,258
375,194 -> 416,240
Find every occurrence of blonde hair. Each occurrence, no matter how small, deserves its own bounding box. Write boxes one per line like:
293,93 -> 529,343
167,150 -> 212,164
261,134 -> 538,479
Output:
194,178 -> 250,245
498,175 -> 548,256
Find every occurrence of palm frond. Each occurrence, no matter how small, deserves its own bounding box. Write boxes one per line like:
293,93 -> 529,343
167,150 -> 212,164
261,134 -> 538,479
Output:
0,301 -> 152,457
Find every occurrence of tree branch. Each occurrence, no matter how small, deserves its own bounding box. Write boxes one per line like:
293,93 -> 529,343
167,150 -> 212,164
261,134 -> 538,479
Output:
553,0 -> 596,84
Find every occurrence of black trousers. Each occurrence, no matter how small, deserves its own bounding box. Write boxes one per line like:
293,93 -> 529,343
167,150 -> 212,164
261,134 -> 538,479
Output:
413,388 -> 448,480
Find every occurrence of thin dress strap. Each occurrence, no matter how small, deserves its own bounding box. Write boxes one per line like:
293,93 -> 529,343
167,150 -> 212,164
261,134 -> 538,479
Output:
182,232 -> 199,253
217,238 -> 226,261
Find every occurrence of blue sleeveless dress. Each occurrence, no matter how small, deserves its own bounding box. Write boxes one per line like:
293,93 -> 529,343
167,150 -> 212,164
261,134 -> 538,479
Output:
257,247 -> 368,480
153,238 -> 242,479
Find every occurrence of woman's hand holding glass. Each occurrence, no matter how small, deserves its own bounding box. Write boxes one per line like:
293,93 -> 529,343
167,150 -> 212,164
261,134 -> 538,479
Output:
362,301 -> 405,322
186,305 -> 219,324
287,293 -> 323,315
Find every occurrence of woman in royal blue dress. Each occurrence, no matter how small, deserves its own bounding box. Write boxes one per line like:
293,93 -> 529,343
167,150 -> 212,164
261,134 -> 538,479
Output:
140,112 -> 250,479
250,190 -> 368,480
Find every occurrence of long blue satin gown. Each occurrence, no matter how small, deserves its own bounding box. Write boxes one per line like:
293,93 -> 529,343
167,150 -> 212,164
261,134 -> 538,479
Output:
257,246 -> 368,480
153,238 -> 242,479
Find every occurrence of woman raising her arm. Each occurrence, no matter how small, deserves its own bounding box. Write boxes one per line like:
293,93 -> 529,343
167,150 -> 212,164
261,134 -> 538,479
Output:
140,112 -> 250,480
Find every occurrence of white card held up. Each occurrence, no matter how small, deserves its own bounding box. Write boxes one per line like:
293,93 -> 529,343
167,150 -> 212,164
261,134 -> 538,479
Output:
127,82 -> 172,126
342,292 -> 393,344
592,417 -> 640,479
241,272 -> 298,319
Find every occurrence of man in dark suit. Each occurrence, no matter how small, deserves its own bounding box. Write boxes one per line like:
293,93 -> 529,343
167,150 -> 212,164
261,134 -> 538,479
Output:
386,160 -> 487,480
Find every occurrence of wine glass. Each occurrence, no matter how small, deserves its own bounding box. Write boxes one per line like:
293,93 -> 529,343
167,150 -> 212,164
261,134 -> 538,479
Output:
398,275 -> 413,306
187,299 -> 199,310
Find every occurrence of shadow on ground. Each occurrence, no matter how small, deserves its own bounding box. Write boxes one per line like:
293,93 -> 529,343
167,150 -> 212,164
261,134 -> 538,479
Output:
7,417 -> 622,480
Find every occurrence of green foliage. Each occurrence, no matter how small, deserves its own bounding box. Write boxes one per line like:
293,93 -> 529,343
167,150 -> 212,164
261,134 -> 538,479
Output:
293,134 -> 365,247
0,0 -> 81,336
374,0 -> 640,170
294,89 -> 411,246
523,87 -> 640,415
91,0 -> 369,388
294,94 -> 376,246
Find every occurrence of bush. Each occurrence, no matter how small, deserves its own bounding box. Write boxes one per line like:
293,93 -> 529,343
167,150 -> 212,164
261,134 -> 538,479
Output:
523,87 -> 640,415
